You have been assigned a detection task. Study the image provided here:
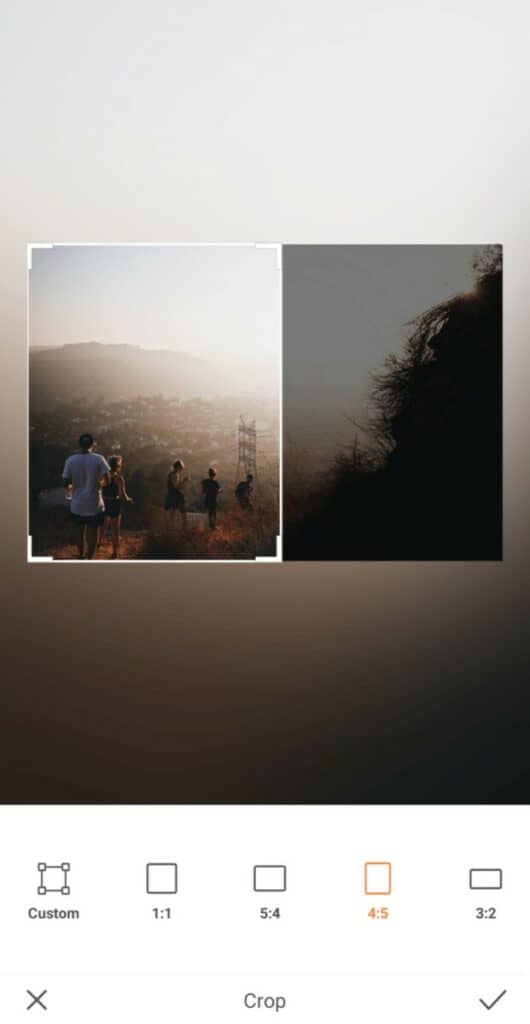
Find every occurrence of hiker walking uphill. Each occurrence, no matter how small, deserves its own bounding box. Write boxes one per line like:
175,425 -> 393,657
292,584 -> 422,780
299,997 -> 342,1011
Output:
201,467 -> 221,530
235,473 -> 254,512
165,459 -> 189,530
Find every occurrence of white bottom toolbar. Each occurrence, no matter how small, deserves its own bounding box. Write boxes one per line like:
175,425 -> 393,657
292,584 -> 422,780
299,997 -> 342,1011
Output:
0,804 -> 527,1022
3,975 -> 524,1022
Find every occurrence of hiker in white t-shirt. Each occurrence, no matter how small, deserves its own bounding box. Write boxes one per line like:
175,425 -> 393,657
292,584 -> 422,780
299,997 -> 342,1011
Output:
62,433 -> 111,559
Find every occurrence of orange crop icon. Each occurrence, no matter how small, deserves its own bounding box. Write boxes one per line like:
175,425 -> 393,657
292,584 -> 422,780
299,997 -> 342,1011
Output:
364,861 -> 392,896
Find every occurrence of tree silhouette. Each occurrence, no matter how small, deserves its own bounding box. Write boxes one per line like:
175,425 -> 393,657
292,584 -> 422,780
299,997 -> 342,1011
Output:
286,249 -> 502,560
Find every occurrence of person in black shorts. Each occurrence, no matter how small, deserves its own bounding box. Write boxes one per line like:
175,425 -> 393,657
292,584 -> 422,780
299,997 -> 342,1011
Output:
165,459 -> 188,530
62,433 -> 111,559
102,454 -> 133,559
201,467 -> 221,530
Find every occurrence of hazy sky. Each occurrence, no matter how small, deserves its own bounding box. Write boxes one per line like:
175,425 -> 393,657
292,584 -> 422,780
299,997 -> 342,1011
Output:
30,244 -> 280,363
284,245 -> 484,454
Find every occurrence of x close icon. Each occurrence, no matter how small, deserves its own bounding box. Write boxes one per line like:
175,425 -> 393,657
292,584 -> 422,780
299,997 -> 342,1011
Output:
27,990 -> 47,1011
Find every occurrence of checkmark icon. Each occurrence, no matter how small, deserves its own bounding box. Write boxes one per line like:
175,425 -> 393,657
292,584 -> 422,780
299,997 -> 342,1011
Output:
479,990 -> 507,1010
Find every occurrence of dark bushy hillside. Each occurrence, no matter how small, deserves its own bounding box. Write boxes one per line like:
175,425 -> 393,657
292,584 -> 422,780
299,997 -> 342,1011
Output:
285,257 -> 502,560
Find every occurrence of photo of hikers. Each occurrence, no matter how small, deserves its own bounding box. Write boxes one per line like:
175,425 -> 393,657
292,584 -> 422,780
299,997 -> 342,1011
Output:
29,245 -> 280,561
284,245 -> 502,560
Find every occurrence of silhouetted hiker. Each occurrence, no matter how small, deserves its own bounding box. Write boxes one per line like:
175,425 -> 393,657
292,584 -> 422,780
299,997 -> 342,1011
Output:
235,473 -> 254,512
201,467 -> 221,530
165,459 -> 188,529
62,433 -> 110,559
102,454 -> 133,559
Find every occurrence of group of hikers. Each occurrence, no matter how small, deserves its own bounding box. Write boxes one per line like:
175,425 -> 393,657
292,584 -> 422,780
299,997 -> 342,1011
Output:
164,459 -> 254,531
61,433 -> 255,559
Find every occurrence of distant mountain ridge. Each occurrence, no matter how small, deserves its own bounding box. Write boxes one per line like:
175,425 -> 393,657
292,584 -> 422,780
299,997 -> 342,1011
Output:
30,342 -> 271,406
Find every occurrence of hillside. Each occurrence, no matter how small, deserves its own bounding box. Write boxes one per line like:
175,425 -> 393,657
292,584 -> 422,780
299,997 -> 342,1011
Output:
285,265 -> 502,560
29,343 -> 224,407
29,341 -> 278,408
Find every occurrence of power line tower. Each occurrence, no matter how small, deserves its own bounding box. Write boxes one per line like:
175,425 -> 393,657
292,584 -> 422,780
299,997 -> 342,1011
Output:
235,416 -> 258,483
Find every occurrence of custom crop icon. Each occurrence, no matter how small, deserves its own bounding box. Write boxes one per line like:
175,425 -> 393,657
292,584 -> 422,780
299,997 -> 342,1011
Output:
364,862 -> 392,896
469,868 -> 503,890
146,863 -> 178,895
37,862 -> 71,896
253,865 -> 287,893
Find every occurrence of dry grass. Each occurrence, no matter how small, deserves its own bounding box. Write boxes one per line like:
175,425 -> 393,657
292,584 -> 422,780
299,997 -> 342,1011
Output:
30,502 -> 279,561
146,505 -> 278,560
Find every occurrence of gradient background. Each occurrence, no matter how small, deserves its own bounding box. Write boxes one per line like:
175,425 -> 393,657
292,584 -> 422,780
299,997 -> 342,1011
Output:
1,0 -> 529,803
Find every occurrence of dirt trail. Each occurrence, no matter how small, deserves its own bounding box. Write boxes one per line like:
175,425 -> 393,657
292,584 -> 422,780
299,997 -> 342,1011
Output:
37,529 -> 148,561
